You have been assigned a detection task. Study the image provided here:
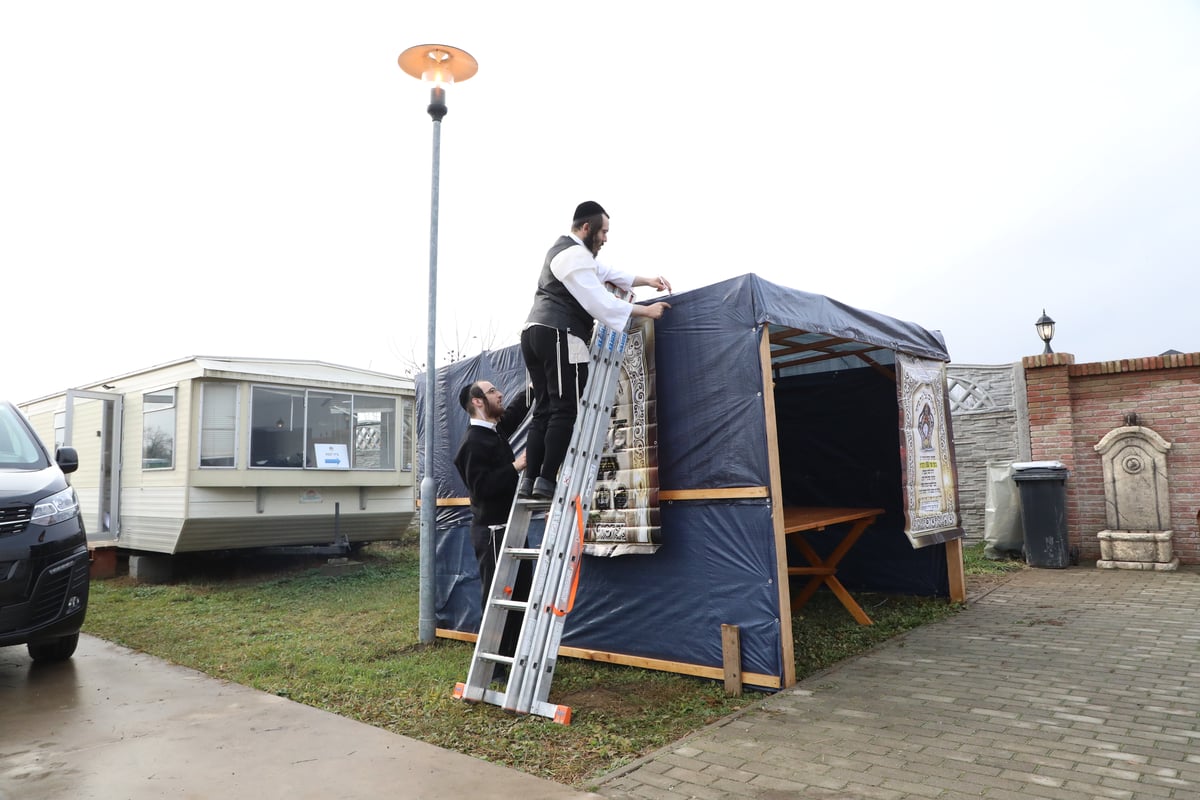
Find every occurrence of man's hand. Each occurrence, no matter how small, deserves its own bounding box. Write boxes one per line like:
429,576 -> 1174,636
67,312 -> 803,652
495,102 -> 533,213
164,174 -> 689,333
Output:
636,275 -> 672,293
632,301 -> 671,320
513,451 -> 527,472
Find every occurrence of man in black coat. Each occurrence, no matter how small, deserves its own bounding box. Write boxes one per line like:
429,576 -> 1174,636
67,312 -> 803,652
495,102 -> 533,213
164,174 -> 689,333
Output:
452,379 -> 531,670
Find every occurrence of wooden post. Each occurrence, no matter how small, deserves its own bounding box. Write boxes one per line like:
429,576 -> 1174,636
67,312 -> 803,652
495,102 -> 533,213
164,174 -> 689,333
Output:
945,537 -> 966,602
721,624 -> 742,696
759,327 -> 796,687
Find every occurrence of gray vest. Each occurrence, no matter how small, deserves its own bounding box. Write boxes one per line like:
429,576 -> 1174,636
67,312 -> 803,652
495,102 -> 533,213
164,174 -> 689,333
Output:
524,235 -> 595,336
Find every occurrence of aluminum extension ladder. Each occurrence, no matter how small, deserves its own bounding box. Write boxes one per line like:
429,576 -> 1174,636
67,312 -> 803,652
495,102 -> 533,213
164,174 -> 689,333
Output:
454,322 -> 629,724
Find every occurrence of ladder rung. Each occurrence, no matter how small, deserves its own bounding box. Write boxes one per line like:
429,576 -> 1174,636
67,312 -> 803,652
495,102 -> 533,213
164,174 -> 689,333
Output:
490,598 -> 528,611
477,652 -> 515,666
454,683 -> 513,707
531,699 -> 573,725
506,547 -> 540,559
482,686 -> 511,706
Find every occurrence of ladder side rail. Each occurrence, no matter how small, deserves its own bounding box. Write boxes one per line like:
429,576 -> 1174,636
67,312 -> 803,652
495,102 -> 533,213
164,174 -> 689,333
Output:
531,331 -> 628,707
558,329 -> 626,517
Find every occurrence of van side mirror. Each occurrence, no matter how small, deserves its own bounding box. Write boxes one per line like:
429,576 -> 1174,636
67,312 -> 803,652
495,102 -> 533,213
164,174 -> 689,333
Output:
56,446 -> 79,474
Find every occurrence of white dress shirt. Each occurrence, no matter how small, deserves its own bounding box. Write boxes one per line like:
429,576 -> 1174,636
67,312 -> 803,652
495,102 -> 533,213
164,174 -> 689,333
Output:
549,233 -> 637,333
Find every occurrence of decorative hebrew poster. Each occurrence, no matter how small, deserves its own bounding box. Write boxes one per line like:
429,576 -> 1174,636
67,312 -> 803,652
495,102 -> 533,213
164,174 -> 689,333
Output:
584,318 -> 662,556
896,353 -> 961,547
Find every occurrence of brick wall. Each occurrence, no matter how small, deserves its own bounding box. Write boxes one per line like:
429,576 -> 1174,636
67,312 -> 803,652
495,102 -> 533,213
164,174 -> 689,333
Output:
1023,352 -> 1200,564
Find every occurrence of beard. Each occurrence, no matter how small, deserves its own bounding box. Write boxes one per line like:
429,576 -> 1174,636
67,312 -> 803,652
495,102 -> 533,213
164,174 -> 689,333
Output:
583,229 -> 601,256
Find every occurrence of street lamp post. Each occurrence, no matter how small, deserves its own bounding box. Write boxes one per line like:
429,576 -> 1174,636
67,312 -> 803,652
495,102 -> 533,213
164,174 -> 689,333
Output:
398,44 -> 478,643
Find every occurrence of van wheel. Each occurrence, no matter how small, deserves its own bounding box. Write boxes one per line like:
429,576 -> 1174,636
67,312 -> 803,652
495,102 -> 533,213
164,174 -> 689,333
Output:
27,633 -> 79,663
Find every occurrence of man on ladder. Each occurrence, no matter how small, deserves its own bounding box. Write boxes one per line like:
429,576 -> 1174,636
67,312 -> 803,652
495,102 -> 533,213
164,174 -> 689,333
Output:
456,200 -> 673,721
519,200 -> 672,500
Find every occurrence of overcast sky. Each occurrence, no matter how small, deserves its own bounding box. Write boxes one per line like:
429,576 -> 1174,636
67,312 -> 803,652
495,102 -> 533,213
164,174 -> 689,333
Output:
4,1 -> 1198,403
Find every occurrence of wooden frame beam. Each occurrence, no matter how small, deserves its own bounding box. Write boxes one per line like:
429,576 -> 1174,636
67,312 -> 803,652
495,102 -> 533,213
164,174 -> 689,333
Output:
436,629 -> 782,689
659,487 -> 769,501
765,325 -> 895,381
760,325 -> 797,687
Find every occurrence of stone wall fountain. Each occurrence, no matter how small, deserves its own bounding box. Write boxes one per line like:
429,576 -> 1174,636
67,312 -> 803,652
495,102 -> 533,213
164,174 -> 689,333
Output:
1094,413 -> 1179,571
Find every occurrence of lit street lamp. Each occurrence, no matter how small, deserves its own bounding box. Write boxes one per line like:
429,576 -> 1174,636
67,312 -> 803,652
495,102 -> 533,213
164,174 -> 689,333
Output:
1035,309 -> 1056,355
399,43 -> 478,643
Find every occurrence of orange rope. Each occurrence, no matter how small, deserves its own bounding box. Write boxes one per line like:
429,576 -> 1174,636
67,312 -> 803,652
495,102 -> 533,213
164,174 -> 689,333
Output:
552,497 -> 586,617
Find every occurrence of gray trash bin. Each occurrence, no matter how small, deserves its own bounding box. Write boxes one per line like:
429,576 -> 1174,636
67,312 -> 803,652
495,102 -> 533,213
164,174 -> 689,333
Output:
1012,461 -> 1070,568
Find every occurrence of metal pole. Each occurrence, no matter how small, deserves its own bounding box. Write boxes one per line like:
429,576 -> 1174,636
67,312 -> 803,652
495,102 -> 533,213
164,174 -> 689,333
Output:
418,89 -> 446,643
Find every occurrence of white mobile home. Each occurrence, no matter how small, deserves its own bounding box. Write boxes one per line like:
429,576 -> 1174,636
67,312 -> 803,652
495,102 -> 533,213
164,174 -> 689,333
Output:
20,357 -> 415,556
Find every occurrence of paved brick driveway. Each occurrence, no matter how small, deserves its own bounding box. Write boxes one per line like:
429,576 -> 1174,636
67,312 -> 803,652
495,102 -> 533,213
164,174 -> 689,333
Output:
596,566 -> 1200,800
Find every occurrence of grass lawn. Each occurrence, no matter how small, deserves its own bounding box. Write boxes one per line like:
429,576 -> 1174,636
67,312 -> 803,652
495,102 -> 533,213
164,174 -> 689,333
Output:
83,540 -> 1021,789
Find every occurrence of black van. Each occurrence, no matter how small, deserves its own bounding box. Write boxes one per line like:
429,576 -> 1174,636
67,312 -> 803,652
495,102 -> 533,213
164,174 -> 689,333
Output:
0,400 -> 90,662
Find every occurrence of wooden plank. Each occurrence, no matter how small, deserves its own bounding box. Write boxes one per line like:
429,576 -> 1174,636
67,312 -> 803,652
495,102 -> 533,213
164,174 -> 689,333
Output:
852,353 -> 897,382
435,629 -> 783,689
766,325 -> 813,342
721,624 -> 743,697
783,506 -> 883,533
764,325 -> 897,379
658,487 -> 769,500
415,497 -> 471,508
558,645 -> 781,689
788,534 -> 824,567
760,325 -> 796,688
789,572 -> 825,610
786,567 -> 835,576
823,517 -> 875,566
558,646 -> 781,689
945,536 -> 966,603
825,576 -> 874,625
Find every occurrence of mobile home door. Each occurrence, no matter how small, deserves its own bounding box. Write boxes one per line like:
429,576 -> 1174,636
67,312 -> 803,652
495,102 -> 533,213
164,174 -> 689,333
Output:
64,389 -> 123,541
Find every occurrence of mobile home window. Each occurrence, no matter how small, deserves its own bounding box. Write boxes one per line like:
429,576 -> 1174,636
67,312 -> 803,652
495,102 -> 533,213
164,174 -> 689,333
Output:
401,396 -> 413,472
199,383 -> 238,467
250,386 -> 306,467
305,391 -> 353,468
248,386 -> 398,470
353,395 -> 396,470
142,387 -> 176,470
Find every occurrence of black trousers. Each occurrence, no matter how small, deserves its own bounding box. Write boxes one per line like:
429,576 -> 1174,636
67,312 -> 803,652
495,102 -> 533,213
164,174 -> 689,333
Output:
520,324 -> 590,483
471,522 -> 531,657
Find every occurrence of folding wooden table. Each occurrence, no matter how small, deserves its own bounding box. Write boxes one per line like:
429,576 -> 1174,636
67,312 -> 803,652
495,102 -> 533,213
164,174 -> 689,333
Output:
783,506 -> 884,626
